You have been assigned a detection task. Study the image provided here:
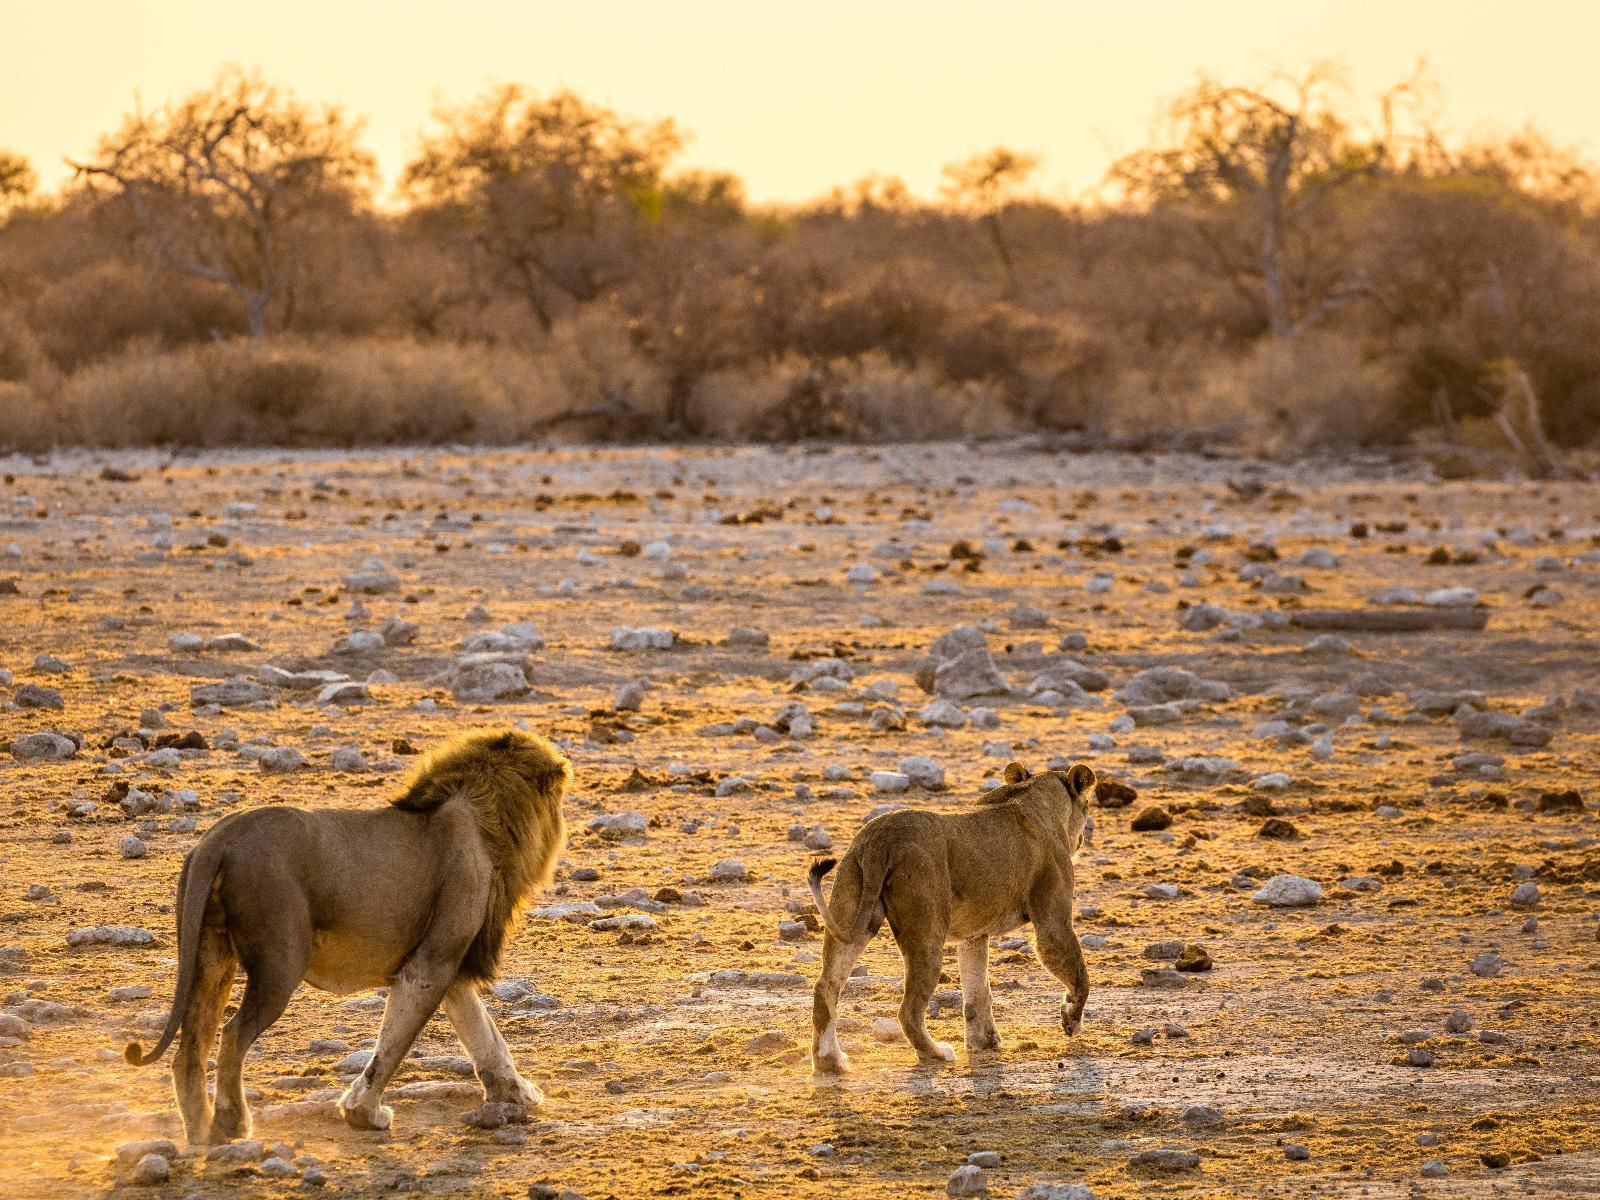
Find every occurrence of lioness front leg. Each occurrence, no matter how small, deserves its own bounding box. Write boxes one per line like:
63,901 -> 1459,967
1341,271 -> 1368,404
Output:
339,961 -> 455,1131
443,982 -> 542,1108
1034,908 -> 1089,1039
957,937 -> 1000,1052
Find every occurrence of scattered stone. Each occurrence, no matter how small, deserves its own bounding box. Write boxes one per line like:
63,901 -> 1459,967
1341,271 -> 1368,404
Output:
1175,944 -> 1213,972
899,756 -> 946,790
66,925 -> 155,947
190,679 -> 271,708
1251,876 -> 1321,907
613,680 -> 646,712
610,627 -> 675,651
119,835 -> 147,859
131,1154 -> 169,1185
1469,952 -> 1504,978
1258,817 -> 1299,840
587,812 -> 648,840
1130,806 -> 1171,832
258,747 -> 307,774
1283,1144 -> 1310,1161
450,660 -> 529,703
946,1164 -> 987,1196
1128,1148 -> 1199,1171
708,859 -> 748,882
11,732 -> 76,761
15,683 -> 64,710
1509,881 -> 1540,908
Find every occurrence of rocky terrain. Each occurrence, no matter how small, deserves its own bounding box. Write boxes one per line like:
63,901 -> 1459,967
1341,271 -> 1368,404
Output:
0,441 -> 1596,1199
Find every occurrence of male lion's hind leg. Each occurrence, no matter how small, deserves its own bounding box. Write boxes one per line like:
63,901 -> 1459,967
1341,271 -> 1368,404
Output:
894,929 -> 955,1064
1034,911 -> 1090,1040
339,962 -> 454,1131
173,926 -> 237,1149
957,936 -> 1000,1053
811,933 -> 866,1074
444,982 -> 542,1108
211,951 -> 301,1144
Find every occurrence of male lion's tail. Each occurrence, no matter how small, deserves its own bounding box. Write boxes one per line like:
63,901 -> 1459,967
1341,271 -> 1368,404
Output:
125,835 -> 227,1066
807,849 -> 890,945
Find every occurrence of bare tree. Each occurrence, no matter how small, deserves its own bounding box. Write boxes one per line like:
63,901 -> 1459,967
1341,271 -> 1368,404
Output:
73,68 -> 374,340
940,147 -> 1040,284
403,86 -> 681,332
1111,62 -> 1425,338
0,151 -> 35,216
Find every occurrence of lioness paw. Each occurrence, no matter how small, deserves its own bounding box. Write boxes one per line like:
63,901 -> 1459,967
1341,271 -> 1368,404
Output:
340,1102 -> 393,1131
812,1049 -> 852,1075
923,1041 -> 956,1063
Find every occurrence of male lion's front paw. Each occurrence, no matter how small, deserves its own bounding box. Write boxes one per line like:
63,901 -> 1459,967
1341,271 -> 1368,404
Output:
920,1041 -> 957,1063
1060,1004 -> 1084,1038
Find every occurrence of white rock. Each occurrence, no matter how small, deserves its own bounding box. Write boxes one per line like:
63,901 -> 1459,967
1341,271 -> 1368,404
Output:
1251,875 -> 1321,907
258,747 -> 307,774
11,732 -> 76,761
870,771 -> 911,793
1509,881 -> 1540,908
919,699 -> 967,728
708,859 -> 748,882
587,812 -> 648,839
1422,587 -> 1478,608
450,660 -> 528,702
1251,772 -> 1291,791
947,1165 -> 987,1196
845,564 -> 878,585
119,835 -> 147,859
609,627 -> 675,651
330,746 -> 369,772
331,630 -> 385,655
317,681 -> 371,705
66,925 -> 155,947
898,756 -> 946,790
131,1153 -> 169,1185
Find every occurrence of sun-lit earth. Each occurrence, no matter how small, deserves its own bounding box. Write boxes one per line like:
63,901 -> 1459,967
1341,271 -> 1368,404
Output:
1,441 -> 1597,1198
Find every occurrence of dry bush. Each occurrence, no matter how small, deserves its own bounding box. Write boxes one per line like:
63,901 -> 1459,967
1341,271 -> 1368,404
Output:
713,352 -> 1018,443
44,337 -> 621,448
27,261 -> 242,368
1205,334 -> 1402,452
0,381 -> 57,452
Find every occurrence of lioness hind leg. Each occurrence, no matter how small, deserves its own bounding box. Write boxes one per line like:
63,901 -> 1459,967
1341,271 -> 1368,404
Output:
894,930 -> 955,1064
173,926 -> 237,1149
811,933 -> 866,1074
1034,910 -> 1089,1039
443,982 -> 542,1108
957,936 -> 1000,1052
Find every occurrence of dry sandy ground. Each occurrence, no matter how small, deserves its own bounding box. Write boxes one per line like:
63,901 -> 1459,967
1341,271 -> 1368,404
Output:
0,441 -> 1597,1200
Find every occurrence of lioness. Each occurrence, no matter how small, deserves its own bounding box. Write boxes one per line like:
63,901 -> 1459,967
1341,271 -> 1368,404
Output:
126,728 -> 570,1147
807,761 -> 1094,1071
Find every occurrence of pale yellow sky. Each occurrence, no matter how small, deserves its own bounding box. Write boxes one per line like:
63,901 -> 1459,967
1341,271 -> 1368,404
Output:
5,0 -> 1598,205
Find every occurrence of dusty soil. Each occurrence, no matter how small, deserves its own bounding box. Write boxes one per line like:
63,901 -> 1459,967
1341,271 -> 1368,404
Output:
0,441 -> 1597,1199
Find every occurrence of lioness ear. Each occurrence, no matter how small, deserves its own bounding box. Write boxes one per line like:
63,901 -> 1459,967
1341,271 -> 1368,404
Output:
1003,761 -> 1031,785
1065,763 -> 1096,798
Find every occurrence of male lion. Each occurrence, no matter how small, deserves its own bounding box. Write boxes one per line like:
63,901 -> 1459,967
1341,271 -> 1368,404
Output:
807,761 -> 1094,1072
126,728 -> 570,1147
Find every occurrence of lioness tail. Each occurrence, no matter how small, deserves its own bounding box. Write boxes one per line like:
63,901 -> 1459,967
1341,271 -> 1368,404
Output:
807,857 -> 851,941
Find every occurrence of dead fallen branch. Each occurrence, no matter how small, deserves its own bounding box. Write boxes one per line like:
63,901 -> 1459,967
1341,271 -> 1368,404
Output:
1289,608 -> 1489,632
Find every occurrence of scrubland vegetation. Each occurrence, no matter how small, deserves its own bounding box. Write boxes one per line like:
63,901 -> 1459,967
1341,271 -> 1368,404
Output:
2,64 -> 1598,463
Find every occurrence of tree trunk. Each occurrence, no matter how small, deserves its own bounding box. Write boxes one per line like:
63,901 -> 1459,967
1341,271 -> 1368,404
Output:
1260,197 -> 1294,338
244,291 -> 269,341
